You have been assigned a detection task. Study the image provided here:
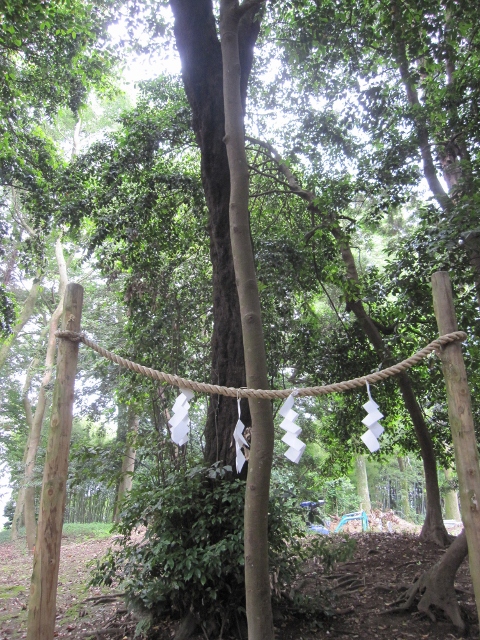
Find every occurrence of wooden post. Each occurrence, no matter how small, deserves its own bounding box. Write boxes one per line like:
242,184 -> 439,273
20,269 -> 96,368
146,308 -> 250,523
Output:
431,271 -> 480,623
26,283 -> 84,640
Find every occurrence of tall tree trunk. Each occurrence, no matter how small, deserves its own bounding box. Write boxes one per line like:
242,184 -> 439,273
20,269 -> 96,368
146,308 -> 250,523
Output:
113,409 -> 139,523
247,137 -> 449,546
397,457 -> 411,521
11,353 -> 43,539
443,468 -> 461,521
23,238 -> 68,551
220,1 -> 274,638
355,455 -> 371,512
169,0 -> 260,471
0,276 -> 41,371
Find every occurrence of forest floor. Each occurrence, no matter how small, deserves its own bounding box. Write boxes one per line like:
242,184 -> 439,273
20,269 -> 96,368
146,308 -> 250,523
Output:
0,523 -> 477,640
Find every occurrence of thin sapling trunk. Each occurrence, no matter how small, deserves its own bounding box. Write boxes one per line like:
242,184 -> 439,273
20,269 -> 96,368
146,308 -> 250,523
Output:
219,1 -> 275,638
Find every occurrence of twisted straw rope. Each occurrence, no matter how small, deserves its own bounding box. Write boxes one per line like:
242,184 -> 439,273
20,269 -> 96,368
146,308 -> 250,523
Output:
55,330 -> 467,399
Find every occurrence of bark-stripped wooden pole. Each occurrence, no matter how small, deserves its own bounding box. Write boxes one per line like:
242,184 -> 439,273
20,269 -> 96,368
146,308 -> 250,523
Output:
431,271 -> 480,623
26,283 -> 84,640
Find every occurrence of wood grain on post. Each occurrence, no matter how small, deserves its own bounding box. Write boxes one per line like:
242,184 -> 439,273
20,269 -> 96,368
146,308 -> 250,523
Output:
431,271 -> 480,623
26,283 -> 84,640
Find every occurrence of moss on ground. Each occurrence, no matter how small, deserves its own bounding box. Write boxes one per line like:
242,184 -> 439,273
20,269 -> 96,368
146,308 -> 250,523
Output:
0,584 -> 25,599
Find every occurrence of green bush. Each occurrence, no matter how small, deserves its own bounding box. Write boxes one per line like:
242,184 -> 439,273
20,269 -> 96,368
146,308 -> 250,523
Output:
2,498 -> 14,529
91,464 -> 354,635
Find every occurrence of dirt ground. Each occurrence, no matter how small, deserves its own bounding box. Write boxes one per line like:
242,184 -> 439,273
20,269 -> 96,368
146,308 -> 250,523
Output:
0,534 -> 127,640
0,528 -> 477,640
283,532 -> 478,640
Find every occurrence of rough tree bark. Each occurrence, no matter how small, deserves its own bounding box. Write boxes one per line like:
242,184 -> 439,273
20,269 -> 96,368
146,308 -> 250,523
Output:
247,136 -> 449,546
355,455 -> 371,512
220,1 -> 274,638
169,0 -> 261,470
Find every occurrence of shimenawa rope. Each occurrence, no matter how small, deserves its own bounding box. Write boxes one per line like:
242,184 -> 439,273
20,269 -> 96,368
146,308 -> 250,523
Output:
54,330 -> 467,399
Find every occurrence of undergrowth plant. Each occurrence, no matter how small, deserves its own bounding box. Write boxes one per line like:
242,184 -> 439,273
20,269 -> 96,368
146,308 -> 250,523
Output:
91,464 -> 355,637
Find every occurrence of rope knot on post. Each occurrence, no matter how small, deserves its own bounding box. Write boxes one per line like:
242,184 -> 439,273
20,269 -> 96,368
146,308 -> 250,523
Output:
55,330 -> 85,343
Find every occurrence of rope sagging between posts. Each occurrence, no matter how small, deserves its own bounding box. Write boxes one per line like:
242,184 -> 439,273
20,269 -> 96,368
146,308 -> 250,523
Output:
55,330 -> 467,399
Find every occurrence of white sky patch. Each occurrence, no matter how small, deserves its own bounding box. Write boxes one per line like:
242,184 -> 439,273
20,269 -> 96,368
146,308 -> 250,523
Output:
108,7 -> 182,97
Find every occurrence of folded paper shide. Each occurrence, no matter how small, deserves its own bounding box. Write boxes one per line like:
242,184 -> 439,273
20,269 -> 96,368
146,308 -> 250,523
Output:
168,388 -> 195,446
234,398 -> 249,473
360,382 -> 384,452
279,391 -> 306,463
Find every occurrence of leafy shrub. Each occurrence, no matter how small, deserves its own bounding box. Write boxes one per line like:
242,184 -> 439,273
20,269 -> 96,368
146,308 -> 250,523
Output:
2,498 -> 14,529
91,464 -> 354,635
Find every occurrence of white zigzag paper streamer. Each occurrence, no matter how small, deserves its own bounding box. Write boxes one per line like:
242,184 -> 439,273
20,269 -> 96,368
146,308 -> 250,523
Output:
279,391 -> 306,464
234,399 -> 249,473
168,388 -> 195,446
360,382 -> 384,452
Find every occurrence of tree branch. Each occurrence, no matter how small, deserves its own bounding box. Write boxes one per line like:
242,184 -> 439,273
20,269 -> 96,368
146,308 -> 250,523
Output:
248,163 -> 290,187
246,136 -> 316,203
250,189 -> 290,198
304,224 -> 327,243
238,0 -> 266,18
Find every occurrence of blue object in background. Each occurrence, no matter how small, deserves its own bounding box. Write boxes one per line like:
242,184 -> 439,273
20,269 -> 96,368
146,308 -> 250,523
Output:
300,500 -> 325,509
300,500 -> 329,534
334,510 -> 369,532
308,524 -> 329,535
